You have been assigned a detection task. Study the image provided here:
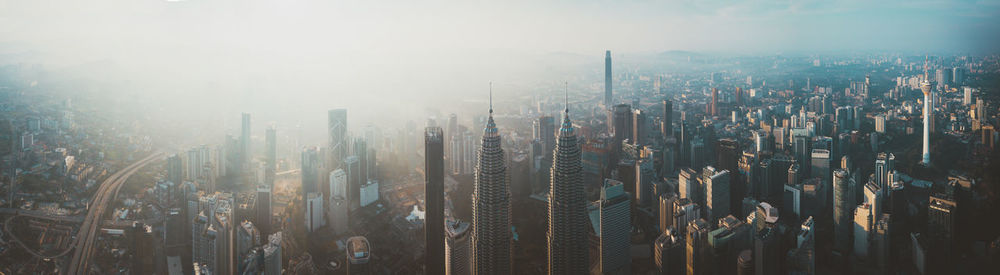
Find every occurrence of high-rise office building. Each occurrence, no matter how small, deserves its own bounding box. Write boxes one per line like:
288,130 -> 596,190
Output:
875,152 -> 894,196
255,185 -> 272,237
167,154 -> 183,184
547,105 -> 589,274
635,158 -> 655,206
753,226 -> 780,275
241,113 -> 252,169
131,223 -> 155,275
708,215 -> 751,275
673,198 -> 701,236
213,206 -> 236,275
810,149 -> 831,185
535,116 -> 556,158
788,216 -> 816,274
471,99 -> 511,274
187,145 -> 211,181
928,194 -> 957,245
710,88 -> 719,117
328,109 -> 348,170
655,228 -> 685,275
663,99 -> 673,140
633,109 -> 648,145
659,193 -> 678,234
599,179 -> 630,274
704,166 -> 731,222
679,167 -> 701,207
236,221 -> 261,275
605,50 -> 613,108
446,219 -> 471,275
833,169 -> 853,255
265,126 -> 277,187
305,192 -> 324,232
872,214 -> 891,274
425,126 -> 446,275
854,203 -> 873,258
612,104 -> 632,145
263,232 -> 282,275
344,155 -> 361,207
686,219 -> 711,275
301,147 -> 321,198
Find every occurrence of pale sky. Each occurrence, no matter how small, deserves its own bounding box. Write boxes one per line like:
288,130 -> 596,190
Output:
0,0 -> 996,137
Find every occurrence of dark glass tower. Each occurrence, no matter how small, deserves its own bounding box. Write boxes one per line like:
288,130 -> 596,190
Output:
605,50 -> 612,107
471,93 -> 511,274
547,104 -> 589,274
662,99 -> 673,140
424,127 -> 445,274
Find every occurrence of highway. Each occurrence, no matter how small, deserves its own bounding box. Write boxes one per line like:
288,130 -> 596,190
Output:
66,152 -> 163,275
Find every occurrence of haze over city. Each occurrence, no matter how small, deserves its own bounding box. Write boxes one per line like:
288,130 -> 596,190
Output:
0,0 -> 998,274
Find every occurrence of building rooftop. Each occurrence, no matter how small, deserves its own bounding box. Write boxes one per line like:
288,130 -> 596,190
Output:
347,236 -> 371,263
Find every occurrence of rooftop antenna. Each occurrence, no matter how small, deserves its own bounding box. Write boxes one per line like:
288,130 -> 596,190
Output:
489,81 -> 493,114
564,82 -> 569,113
924,55 -> 929,80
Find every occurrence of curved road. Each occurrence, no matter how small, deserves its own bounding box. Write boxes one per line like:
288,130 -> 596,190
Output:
66,152 -> 163,275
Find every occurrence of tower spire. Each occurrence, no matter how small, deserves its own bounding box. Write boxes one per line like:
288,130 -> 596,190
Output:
489,81 -> 493,114
564,81 -> 569,113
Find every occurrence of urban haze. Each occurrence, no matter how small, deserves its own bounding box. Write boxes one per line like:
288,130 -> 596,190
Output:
0,0 -> 999,274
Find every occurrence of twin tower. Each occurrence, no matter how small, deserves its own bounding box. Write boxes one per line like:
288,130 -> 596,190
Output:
425,86 -> 590,274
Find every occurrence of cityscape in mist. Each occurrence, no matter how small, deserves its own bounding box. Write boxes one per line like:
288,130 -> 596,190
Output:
0,1 -> 999,274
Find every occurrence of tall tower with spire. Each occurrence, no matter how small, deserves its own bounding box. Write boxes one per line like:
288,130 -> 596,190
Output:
605,50 -> 613,108
547,84 -> 589,274
471,83 -> 512,274
921,57 -> 933,166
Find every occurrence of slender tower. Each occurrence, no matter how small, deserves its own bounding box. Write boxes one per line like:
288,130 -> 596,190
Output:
425,127 -> 446,274
471,83 -> 511,274
921,58 -> 933,166
547,84 -> 589,274
605,51 -> 613,108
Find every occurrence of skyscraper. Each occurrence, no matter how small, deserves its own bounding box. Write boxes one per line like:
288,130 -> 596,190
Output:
446,219 -> 471,275
305,192 -> 325,232
301,147 -> 321,198
686,219 -> 711,275
471,92 -> 511,274
241,113 -> 251,169
662,99 -> 673,140
167,154 -> 183,184
605,50 -> 612,108
599,179 -> 630,274
328,109 -> 348,169
633,109 -> 647,145
921,72 -> 933,166
547,102 -> 589,274
425,126 -> 446,275
655,228 -> 685,275
874,152 -> 895,195
536,116 -> 556,157
265,126 -> 277,187
704,167 -> 731,223
833,169 -> 853,255
612,104 -> 632,145
255,185 -> 272,237
710,88 -> 719,117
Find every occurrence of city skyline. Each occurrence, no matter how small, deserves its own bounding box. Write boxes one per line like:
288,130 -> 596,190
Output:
1,1 -> 999,274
